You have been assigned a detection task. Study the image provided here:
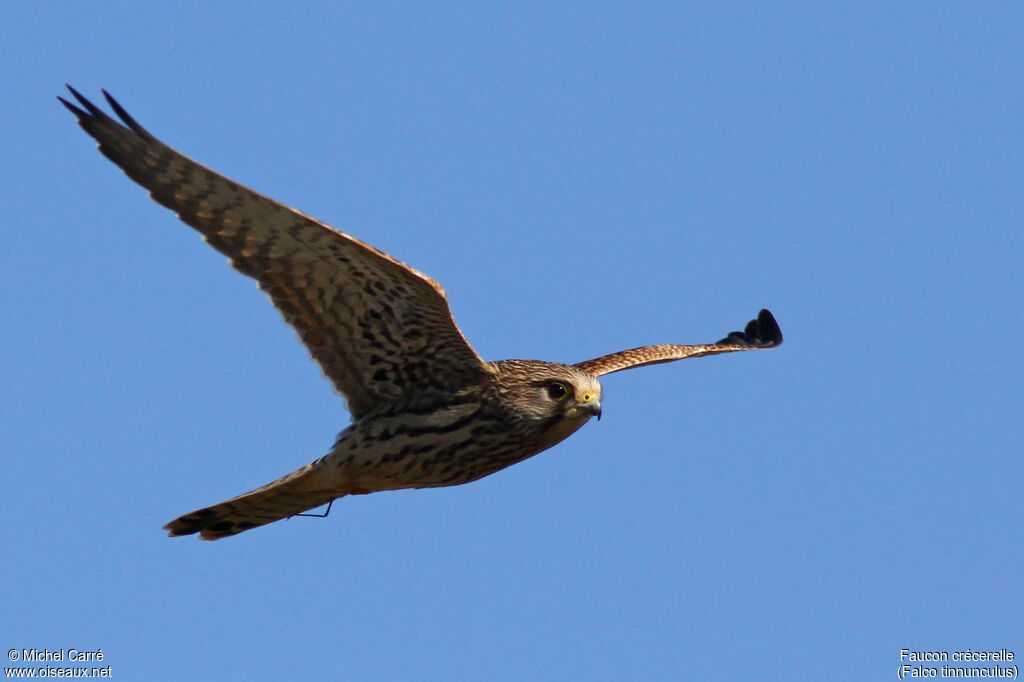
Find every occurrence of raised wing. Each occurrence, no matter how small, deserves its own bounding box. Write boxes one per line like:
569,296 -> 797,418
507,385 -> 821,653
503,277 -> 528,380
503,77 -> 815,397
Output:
575,309 -> 782,377
60,87 -> 492,419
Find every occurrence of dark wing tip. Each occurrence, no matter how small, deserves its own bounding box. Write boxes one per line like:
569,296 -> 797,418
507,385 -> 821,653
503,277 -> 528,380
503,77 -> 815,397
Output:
62,84 -> 106,118
751,308 -> 783,346
163,520 -> 200,538
56,94 -> 87,118
102,88 -> 154,138
717,308 -> 783,348
59,85 -> 154,139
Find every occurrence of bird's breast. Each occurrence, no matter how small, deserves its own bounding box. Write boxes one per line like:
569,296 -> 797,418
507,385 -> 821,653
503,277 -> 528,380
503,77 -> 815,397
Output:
327,403 -> 590,492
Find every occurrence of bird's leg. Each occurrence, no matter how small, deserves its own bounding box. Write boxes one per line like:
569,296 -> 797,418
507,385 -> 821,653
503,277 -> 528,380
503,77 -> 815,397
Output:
291,499 -> 334,519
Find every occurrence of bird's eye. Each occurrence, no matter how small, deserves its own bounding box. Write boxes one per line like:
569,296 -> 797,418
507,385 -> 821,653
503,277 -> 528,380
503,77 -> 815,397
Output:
547,382 -> 570,401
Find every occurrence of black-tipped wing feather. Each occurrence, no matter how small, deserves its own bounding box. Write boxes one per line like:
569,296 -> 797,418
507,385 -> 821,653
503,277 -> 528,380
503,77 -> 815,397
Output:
61,87 -> 491,418
714,308 -> 783,348
575,309 -> 782,377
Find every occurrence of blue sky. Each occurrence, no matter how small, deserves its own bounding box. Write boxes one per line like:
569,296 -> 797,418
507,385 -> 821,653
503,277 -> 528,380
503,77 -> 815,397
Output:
4,3 -> 1022,680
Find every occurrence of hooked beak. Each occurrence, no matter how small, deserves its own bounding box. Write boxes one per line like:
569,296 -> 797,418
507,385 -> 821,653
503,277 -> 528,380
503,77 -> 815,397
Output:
578,397 -> 602,420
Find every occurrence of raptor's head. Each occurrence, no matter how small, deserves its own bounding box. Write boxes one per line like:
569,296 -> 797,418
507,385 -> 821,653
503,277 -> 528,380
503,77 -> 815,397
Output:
491,359 -> 603,438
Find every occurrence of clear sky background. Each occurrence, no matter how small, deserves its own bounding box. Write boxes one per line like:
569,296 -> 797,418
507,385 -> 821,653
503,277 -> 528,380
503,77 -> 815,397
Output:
3,3 -> 1021,680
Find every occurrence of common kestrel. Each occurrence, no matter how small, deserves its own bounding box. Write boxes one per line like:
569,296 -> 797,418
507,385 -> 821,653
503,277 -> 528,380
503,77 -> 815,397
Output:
60,87 -> 782,540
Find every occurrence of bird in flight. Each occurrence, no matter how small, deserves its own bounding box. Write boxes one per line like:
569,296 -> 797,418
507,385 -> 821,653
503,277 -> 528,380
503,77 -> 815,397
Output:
60,86 -> 782,540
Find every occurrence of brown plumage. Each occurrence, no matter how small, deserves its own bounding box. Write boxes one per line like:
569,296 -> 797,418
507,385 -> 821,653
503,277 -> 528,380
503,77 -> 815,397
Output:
60,87 -> 782,540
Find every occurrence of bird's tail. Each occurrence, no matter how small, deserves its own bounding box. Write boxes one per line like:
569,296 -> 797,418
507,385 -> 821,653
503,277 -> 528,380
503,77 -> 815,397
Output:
163,455 -> 342,540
